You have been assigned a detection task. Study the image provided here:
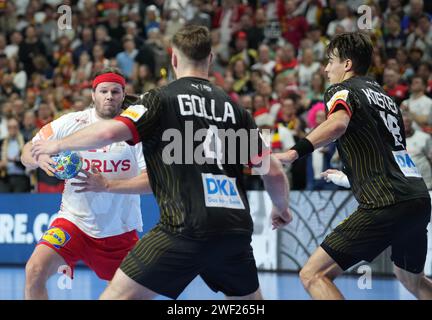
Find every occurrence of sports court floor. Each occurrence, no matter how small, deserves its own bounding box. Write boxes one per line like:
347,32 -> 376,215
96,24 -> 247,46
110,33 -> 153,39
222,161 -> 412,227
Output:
0,267 -> 415,300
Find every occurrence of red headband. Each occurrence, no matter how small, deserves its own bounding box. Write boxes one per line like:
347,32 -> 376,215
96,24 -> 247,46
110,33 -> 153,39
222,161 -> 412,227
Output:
92,73 -> 126,89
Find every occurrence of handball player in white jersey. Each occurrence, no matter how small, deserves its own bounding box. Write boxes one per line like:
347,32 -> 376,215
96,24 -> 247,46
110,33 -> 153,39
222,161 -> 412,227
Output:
21,68 -> 151,299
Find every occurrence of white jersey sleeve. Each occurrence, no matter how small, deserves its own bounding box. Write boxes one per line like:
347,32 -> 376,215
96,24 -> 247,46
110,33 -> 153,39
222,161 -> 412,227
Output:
32,112 -> 87,142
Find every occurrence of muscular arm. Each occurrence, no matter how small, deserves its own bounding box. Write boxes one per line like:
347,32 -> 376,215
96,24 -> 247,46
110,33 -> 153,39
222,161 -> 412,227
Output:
261,156 -> 289,211
71,167 -> 152,194
32,120 -> 133,157
306,109 -> 351,149
105,170 -> 152,194
260,155 -> 293,229
274,109 -> 350,164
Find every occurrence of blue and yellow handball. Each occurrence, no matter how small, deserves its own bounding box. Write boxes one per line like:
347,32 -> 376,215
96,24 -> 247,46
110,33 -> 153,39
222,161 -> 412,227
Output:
51,151 -> 83,180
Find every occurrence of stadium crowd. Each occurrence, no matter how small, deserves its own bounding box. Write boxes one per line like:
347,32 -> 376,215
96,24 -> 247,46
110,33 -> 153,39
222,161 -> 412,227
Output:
1,0 -> 432,192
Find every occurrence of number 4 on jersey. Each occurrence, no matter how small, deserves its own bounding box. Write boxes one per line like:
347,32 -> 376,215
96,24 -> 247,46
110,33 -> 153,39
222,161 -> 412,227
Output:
203,125 -> 223,170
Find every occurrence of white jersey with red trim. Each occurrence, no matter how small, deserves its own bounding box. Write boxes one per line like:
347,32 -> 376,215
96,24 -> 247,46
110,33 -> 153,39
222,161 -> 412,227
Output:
33,108 -> 145,238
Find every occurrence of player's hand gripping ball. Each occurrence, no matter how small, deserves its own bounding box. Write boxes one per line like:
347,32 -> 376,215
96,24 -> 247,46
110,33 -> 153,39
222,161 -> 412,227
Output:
51,151 -> 83,180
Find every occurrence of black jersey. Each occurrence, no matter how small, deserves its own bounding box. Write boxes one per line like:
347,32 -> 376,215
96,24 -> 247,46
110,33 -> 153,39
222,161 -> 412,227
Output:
116,77 -> 268,238
324,76 -> 429,209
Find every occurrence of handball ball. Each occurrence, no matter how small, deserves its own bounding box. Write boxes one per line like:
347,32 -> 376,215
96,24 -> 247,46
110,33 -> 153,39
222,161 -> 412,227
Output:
51,151 -> 83,180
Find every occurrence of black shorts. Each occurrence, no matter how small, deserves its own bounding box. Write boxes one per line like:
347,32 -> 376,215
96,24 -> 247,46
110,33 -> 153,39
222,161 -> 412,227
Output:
321,197 -> 431,274
120,226 -> 259,299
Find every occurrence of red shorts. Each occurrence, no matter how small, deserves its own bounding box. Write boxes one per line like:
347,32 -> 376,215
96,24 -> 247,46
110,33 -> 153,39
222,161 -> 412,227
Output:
37,218 -> 139,280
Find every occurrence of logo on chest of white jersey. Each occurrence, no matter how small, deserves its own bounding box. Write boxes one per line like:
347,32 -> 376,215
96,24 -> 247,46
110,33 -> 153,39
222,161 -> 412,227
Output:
81,158 -> 131,173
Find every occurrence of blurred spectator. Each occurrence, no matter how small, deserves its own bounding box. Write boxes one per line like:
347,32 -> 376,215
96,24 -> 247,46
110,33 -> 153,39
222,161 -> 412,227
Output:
104,9 -> 125,40
72,27 -> 94,66
0,1 -> 19,34
164,9 -> 185,40
0,118 -> 30,192
0,33 -> 6,55
395,47 -> 414,80
94,24 -> 122,59
319,0 -> 337,34
231,59 -> 254,95
383,68 -> 409,104
12,98 -> 26,124
229,31 -> 257,67
35,102 -> 55,129
383,14 -> 406,59
239,94 -> 254,114
383,0 -> 404,20
234,12 -> 262,51
325,2 -> 355,38
274,42 -> 298,76
222,76 -> 240,103
116,35 -> 138,80
18,25 -> 47,76
307,24 -> 328,61
213,0 -> 243,47
210,28 -> 229,74
186,0 -> 212,29
123,21 -> 145,50
0,101 -> 14,140
370,48 -> 386,84
251,44 -> 276,84
0,71 -> 20,99
278,97 -> 307,189
132,64 -> 156,93
279,0 -> 309,50
71,97 -> 87,113
295,0 -> 323,26
401,76 -> 432,128
92,43 -> 109,71
401,0 -> 430,34
298,48 -> 320,91
405,13 -> 432,62
145,27 -> 170,80
144,4 -> 161,36
302,72 -> 326,109
403,111 -> 432,189
21,110 -> 37,142
4,31 -> 23,59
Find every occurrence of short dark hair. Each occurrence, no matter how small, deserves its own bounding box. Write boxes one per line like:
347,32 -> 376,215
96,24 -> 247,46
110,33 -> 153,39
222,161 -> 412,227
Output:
327,32 -> 373,75
172,25 -> 211,61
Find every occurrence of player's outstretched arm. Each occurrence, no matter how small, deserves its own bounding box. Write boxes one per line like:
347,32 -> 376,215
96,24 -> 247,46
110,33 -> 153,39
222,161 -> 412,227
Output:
274,109 -> 350,165
31,120 -> 133,158
72,166 -> 152,194
261,155 -> 292,229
